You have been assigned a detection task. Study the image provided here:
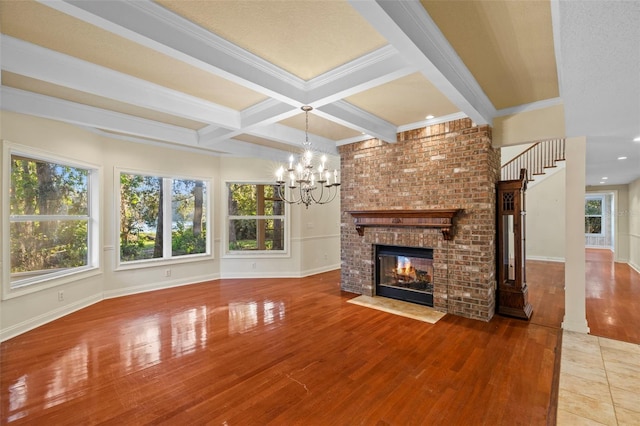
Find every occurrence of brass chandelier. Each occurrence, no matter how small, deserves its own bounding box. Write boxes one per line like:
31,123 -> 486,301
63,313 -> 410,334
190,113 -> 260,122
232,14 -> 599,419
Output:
275,106 -> 340,208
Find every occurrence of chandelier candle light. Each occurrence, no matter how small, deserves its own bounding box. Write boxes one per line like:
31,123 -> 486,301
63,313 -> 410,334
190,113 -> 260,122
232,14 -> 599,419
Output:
275,106 -> 340,208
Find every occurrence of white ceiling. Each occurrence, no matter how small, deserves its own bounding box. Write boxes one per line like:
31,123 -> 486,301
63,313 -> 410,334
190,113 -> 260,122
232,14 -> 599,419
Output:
1,0 -> 638,186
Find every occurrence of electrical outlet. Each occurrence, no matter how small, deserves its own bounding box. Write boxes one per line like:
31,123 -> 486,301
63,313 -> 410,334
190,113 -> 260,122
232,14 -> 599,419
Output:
324,253 -> 328,260
252,262 -> 257,269
165,269 -> 171,277
58,291 -> 64,301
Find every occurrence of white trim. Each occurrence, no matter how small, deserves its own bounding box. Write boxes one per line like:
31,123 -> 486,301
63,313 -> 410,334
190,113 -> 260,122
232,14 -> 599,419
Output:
1,36 -> 239,128
550,0 -> 565,97
2,141 -> 103,300
396,112 -> 469,133
102,273 -> 220,300
41,0 -> 306,102
2,87 -> 199,146
526,255 -> 565,263
316,101 -> 398,143
349,0 -> 496,125
221,265 -> 340,279
114,167 -> 214,270
495,97 -> 563,117
0,293 -> 102,342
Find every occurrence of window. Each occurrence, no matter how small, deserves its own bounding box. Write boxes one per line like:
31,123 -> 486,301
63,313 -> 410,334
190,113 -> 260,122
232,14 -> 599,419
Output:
227,183 -> 286,252
7,150 -> 98,290
585,196 -> 604,234
119,172 -> 209,264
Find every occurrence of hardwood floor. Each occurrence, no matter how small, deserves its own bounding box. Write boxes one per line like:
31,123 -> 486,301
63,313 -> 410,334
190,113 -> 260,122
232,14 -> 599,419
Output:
1,250 -> 636,425
585,249 -> 640,344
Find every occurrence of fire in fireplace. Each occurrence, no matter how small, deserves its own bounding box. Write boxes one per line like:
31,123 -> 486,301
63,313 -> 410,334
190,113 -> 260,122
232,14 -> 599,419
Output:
375,245 -> 434,307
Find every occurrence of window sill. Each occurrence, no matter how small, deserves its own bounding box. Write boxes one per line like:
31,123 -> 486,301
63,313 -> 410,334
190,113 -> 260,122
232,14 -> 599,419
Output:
115,253 -> 214,271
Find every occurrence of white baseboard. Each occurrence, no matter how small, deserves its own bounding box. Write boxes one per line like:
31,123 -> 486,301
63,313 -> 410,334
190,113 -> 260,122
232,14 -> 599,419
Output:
301,264 -> 341,277
220,265 -> 340,279
103,273 -> 220,300
526,255 -> 565,263
1,294 -> 102,342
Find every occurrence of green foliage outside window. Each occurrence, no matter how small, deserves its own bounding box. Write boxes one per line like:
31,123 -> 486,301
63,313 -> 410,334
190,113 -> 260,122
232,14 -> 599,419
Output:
585,198 -> 603,234
9,154 -> 92,286
228,184 -> 285,251
119,173 -> 208,262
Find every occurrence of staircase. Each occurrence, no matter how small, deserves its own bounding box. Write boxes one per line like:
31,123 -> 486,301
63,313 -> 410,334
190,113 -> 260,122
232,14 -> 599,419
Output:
501,138 -> 566,185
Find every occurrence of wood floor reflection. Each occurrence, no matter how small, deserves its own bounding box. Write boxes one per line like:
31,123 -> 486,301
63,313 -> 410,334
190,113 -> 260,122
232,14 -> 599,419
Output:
1,249 -> 637,424
585,249 -> 640,344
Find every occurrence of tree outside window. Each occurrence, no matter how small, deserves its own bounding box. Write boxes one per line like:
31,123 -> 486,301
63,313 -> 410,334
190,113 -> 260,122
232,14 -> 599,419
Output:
119,172 -> 209,262
9,153 -> 97,288
585,196 -> 603,234
227,183 -> 285,251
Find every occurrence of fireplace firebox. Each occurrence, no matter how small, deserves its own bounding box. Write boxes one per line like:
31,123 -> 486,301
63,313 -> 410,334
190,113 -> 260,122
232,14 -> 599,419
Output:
375,245 -> 434,307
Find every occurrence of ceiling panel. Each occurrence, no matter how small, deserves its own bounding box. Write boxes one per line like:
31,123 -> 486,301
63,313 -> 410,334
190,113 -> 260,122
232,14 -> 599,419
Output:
156,0 -> 388,81
422,0 -> 559,110
345,72 -> 459,126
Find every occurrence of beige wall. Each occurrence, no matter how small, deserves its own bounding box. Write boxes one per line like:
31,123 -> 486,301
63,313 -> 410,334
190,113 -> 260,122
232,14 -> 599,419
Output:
493,104 -> 565,147
1,111 -> 340,341
629,177 -> 640,272
526,169 -> 566,261
217,157 -> 340,278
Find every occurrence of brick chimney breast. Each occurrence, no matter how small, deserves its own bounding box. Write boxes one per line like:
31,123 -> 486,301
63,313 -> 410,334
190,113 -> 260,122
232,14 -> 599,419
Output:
339,119 -> 500,321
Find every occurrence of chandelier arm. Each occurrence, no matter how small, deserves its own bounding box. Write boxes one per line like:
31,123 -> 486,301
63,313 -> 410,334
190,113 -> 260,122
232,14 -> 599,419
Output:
307,184 -> 324,204
315,185 -> 339,205
277,183 -> 302,205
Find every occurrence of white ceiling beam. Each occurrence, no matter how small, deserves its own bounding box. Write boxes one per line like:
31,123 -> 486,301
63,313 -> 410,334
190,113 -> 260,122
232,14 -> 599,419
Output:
198,100 -> 301,147
40,1 -> 419,144
221,139 -> 302,163
306,45 -> 416,105
349,0 -> 496,125
316,101 -> 398,143
2,36 -> 240,128
2,87 -> 198,145
247,124 -> 338,156
47,0 -> 307,104
240,99 -> 299,129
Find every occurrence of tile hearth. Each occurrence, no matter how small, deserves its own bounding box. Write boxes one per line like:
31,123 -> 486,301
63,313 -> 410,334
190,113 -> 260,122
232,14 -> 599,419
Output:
347,295 -> 445,324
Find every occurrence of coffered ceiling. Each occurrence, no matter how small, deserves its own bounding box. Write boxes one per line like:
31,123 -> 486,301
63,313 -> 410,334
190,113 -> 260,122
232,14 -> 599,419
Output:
1,0 -> 638,185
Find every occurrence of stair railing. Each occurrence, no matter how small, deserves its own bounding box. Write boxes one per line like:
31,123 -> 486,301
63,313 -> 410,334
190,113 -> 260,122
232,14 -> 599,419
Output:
501,138 -> 565,181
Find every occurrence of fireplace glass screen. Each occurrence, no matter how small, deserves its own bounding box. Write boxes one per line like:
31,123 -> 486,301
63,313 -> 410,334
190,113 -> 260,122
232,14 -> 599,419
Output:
375,245 -> 434,306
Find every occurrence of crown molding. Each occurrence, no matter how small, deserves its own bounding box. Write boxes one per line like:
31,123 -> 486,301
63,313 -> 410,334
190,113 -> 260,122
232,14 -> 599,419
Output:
495,97 -> 563,117
396,112 -> 469,133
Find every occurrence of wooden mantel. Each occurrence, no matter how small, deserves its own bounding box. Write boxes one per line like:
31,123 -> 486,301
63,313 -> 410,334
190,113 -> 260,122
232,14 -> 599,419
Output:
347,209 -> 461,240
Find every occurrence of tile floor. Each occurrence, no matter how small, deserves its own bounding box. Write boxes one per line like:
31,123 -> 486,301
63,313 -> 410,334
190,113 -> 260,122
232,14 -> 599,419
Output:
557,331 -> 640,425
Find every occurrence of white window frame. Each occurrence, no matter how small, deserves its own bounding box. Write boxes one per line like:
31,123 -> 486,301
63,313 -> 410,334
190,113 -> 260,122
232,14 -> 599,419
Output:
585,194 -> 605,236
224,181 -> 290,258
115,168 -> 213,270
2,141 -> 101,300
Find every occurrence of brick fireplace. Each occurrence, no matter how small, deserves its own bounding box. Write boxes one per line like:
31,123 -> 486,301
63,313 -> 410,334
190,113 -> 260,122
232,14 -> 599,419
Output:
339,118 -> 500,321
